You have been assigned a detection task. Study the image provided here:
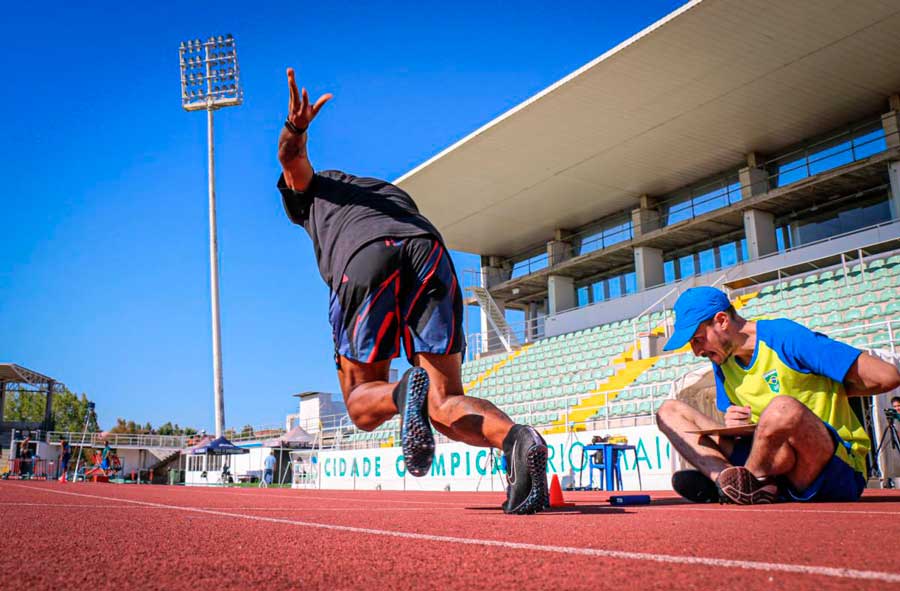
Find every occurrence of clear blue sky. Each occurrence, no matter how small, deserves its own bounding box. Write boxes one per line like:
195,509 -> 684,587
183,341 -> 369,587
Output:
0,1 -> 687,431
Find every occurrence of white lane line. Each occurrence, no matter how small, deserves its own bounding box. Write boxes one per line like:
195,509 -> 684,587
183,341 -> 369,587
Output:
154,487 -> 477,507
12,484 -> 900,584
0,502 -> 434,512
8,502 -> 893,517
649,506 -> 900,517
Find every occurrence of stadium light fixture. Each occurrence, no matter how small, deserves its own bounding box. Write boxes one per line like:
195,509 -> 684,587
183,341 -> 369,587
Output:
178,34 -> 243,439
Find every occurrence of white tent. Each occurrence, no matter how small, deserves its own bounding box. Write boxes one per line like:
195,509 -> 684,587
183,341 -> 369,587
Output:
262,425 -> 315,449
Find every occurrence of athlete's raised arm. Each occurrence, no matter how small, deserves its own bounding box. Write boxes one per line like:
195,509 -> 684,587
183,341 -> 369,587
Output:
277,67 -> 332,192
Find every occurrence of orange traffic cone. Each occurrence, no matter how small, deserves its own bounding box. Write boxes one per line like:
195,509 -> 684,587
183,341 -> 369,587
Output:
549,474 -> 574,507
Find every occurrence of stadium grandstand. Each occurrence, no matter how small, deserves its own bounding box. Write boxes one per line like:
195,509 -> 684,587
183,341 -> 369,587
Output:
334,0 -> 900,482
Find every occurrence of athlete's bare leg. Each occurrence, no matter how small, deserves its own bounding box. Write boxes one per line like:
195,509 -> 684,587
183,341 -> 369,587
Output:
656,399 -> 737,481
336,352 -> 514,448
336,356 -> 394,431
413,352 -> 514,449
743,395 -> 833,491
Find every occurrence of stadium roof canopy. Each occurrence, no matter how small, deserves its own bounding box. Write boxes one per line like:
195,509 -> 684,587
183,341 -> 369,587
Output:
0,363 -> 57,386
396,0 -> 900,258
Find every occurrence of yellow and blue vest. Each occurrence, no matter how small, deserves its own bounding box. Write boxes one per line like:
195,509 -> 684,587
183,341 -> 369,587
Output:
714,319 -> 868,474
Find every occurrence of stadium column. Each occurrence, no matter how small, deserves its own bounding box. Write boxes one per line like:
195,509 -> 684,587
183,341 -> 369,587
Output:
631,196 -> 664,290
525,301 -> 541,342
43,380 -> 55,431
631,195 -> 660,238
740,152 -> 777,260
0,381 -> 5,424
881,95 -> 900,219
634,247 -> 664,291
480,256 -> 512,351
547,230 -> 575,314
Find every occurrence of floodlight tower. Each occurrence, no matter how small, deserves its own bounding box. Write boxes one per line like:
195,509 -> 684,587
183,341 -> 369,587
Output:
179,34 -> 243,438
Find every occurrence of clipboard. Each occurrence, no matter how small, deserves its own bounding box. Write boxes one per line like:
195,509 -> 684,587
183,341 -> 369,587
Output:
685,424 -> 757,437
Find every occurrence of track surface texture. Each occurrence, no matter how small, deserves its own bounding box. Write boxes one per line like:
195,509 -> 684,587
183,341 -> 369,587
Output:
3,481 -> 900,590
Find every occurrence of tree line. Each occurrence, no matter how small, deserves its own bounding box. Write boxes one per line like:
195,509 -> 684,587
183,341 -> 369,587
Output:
3,387 -> 199,435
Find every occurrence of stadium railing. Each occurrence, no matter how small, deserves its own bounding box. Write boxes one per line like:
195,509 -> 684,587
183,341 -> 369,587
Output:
44,432 -> 190,449
2,459 -> 51,480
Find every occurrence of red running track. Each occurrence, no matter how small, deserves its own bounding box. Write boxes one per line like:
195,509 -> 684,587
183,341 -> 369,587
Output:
2,481 -> 900,590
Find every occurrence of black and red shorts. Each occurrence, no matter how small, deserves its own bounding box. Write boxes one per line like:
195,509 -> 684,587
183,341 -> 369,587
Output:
329,237 -> 464,365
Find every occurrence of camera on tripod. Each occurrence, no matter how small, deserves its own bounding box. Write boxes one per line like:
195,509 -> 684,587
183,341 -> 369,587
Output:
885,407 -> 900,422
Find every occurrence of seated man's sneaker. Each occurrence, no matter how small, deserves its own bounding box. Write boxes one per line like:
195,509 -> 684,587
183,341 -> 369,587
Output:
672,469 -> 718,503
394,367 -> 434,477
502,425 -> 549,515
716,466 -> 777,505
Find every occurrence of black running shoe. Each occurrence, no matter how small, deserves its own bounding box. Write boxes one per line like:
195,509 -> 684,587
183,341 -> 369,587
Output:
501,425 -> 549,515
394,367 -> 434,477
671,469 -> 718,503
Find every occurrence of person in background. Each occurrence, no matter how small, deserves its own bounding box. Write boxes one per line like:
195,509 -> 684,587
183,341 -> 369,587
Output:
261,451 -> 276,488
100,441 -> 111,476
19,434 -> 32,478
58,439 -> 71,482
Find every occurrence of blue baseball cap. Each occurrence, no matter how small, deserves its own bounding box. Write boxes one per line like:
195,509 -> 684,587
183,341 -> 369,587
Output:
663,287 -> 731,351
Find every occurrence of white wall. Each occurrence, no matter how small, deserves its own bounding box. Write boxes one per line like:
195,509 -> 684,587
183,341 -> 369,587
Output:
309,425 -> 672,492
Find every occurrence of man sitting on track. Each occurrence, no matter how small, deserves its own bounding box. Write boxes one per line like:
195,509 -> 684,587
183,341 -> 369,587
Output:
656,286 -> 900,504
275,68 -> 548,514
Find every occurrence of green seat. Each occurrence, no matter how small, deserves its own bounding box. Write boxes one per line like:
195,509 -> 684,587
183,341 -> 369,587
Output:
851,336 -> 870,348
885,301 -> 900,316
844,309 -> 863,323
807,317 -> 825,330
863,305 -> 881,319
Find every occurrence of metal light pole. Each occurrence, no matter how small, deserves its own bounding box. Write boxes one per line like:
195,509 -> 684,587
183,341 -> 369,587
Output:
179,35 -> 243,438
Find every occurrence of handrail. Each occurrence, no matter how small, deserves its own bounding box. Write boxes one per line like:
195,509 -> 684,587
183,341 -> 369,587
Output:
730,242 -> 900,299
630,285 -> 679,351
44,432 -> 191,449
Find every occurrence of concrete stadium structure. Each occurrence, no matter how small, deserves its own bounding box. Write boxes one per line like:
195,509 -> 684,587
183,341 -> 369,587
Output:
396,0 -> 900,353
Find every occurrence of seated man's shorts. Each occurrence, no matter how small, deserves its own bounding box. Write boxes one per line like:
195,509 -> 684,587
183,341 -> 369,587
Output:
729,422 -> 865,502
329,236 -> 464,365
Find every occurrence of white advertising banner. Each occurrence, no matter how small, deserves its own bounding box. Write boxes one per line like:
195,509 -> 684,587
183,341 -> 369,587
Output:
310,424 -> 674,491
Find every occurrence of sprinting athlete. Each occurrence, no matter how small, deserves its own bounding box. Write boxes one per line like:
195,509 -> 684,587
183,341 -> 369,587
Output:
276,68 -> 548,514
657,286 -> 900,504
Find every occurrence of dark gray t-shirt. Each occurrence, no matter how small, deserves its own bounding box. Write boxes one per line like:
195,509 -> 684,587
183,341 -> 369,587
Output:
278,170 -> 444,289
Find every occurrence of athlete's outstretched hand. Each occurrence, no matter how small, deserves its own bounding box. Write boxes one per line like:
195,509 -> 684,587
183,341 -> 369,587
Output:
278,67 -> 333,166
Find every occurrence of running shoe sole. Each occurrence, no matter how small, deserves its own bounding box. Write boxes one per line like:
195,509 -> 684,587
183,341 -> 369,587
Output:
716,466 -> 777,505
505,439 -> 549,515
401,367 -> 434,477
